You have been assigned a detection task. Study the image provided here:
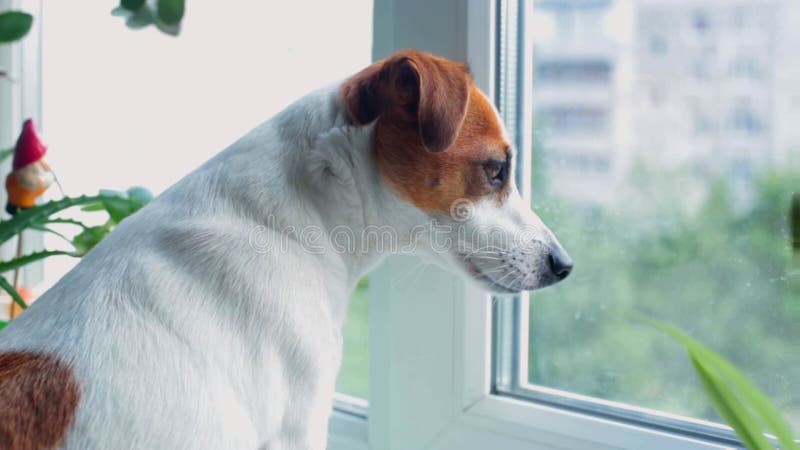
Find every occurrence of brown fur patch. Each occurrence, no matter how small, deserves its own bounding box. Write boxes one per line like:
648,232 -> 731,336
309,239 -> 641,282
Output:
0,352 -> 80,450
341,50 -> 511,213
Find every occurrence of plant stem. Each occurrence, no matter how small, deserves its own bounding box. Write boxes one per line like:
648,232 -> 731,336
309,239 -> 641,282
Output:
10,232 -> 23,319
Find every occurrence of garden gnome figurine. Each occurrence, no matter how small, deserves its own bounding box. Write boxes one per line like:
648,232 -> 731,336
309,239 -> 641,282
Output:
5,119 -> 54,215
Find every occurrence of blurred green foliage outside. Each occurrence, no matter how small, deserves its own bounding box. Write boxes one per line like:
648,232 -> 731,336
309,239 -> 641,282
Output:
337,278 -> 369,399
529,165 -> 800,426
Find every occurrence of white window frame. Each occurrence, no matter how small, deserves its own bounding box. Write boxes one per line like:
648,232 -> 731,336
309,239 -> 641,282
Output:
328,0 -> 741,449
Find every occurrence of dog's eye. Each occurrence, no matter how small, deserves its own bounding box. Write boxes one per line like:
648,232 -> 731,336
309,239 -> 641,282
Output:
483,160 -> 507,187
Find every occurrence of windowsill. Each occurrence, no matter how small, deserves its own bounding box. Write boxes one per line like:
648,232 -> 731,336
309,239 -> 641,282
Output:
460,395 -> 737,450
328,407 -> 368,450
333,393 -> 368,418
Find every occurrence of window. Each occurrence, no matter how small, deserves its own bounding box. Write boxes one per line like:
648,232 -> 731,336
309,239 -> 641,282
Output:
536,60 -> 612,84
324,1 -> 799,448
732,7 -> 746,30
729,99 -> 764,135
537,106 -> 608,133
729,56 -> 762,81
649,36 -> 667,55
336,277 -> 369,402
693,10 -> 710,33
692,108 -> 713,136
494,0 -> 799,447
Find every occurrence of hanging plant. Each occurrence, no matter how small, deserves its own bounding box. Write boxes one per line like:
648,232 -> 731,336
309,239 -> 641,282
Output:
112,0 -> 186,36
0,11 -> 33,44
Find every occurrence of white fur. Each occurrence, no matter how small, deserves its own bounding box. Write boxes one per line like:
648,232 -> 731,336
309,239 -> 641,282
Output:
0,81 -> 567,449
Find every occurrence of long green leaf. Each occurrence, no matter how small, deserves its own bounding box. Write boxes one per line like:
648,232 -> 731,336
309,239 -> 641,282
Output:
0,11 -> 33,44
0,195 -> 106,245
0,276 -> 26,310
652,320 -> 798,450
694,345 -> 798,449
0,250 -> 74,273
690,356 -> 774,450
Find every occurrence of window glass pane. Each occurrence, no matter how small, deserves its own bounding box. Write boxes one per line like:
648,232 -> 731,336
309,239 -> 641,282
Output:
40,1 -> 371,400
526,0 -> 800,427
336,278 -> 369,399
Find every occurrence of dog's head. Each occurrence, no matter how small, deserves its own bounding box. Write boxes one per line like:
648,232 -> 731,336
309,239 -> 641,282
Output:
341,50 -> 572,293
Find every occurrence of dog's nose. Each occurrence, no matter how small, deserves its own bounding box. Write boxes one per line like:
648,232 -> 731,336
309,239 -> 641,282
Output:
548,248 -> 573,280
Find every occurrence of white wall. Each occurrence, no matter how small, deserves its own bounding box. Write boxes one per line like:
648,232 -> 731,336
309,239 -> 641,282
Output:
42,0 -> 372,194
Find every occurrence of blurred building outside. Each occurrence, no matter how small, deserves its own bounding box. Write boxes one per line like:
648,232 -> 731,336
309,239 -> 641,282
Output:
532,0 -> 800,208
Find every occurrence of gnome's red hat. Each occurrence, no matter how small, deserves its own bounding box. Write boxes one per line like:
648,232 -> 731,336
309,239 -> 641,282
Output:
12,119 -> 47,171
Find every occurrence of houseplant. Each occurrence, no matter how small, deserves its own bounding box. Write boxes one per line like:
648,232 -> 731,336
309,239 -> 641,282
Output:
0,145 -> 152,325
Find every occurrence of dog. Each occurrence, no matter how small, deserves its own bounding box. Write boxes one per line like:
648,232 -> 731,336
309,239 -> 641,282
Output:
0,50 -> 571,450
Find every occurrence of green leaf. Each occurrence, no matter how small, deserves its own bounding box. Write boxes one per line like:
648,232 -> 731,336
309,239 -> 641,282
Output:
690,356 -> 774,450
97,188 -> 151,224
0,320 -> 7,330
0,195 -> 109,245
125,6 -> 154,30
120,0 -> 146,12
157,0 -> 185,25
692,341 -> 799,450
80,203 -> 106,212
101,196 -> 133,224
154,18 -> 180,36
111,6 -> 132,17
0,11 -> 33,44
0,250 -> 74,273
72,225 -> 110,256
0,189 -> 149,247
651,320 -> 799,450
0,147 -> 14,163
0,276 -> 26,310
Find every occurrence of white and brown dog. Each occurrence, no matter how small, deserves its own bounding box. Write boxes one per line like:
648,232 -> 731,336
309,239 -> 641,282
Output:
0,50 -> 571,450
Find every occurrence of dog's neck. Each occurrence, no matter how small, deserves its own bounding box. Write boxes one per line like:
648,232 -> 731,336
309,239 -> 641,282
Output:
179,85 -> 422,322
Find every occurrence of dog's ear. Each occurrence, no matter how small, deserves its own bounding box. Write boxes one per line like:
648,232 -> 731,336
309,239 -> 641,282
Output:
340,50 -> 470,152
